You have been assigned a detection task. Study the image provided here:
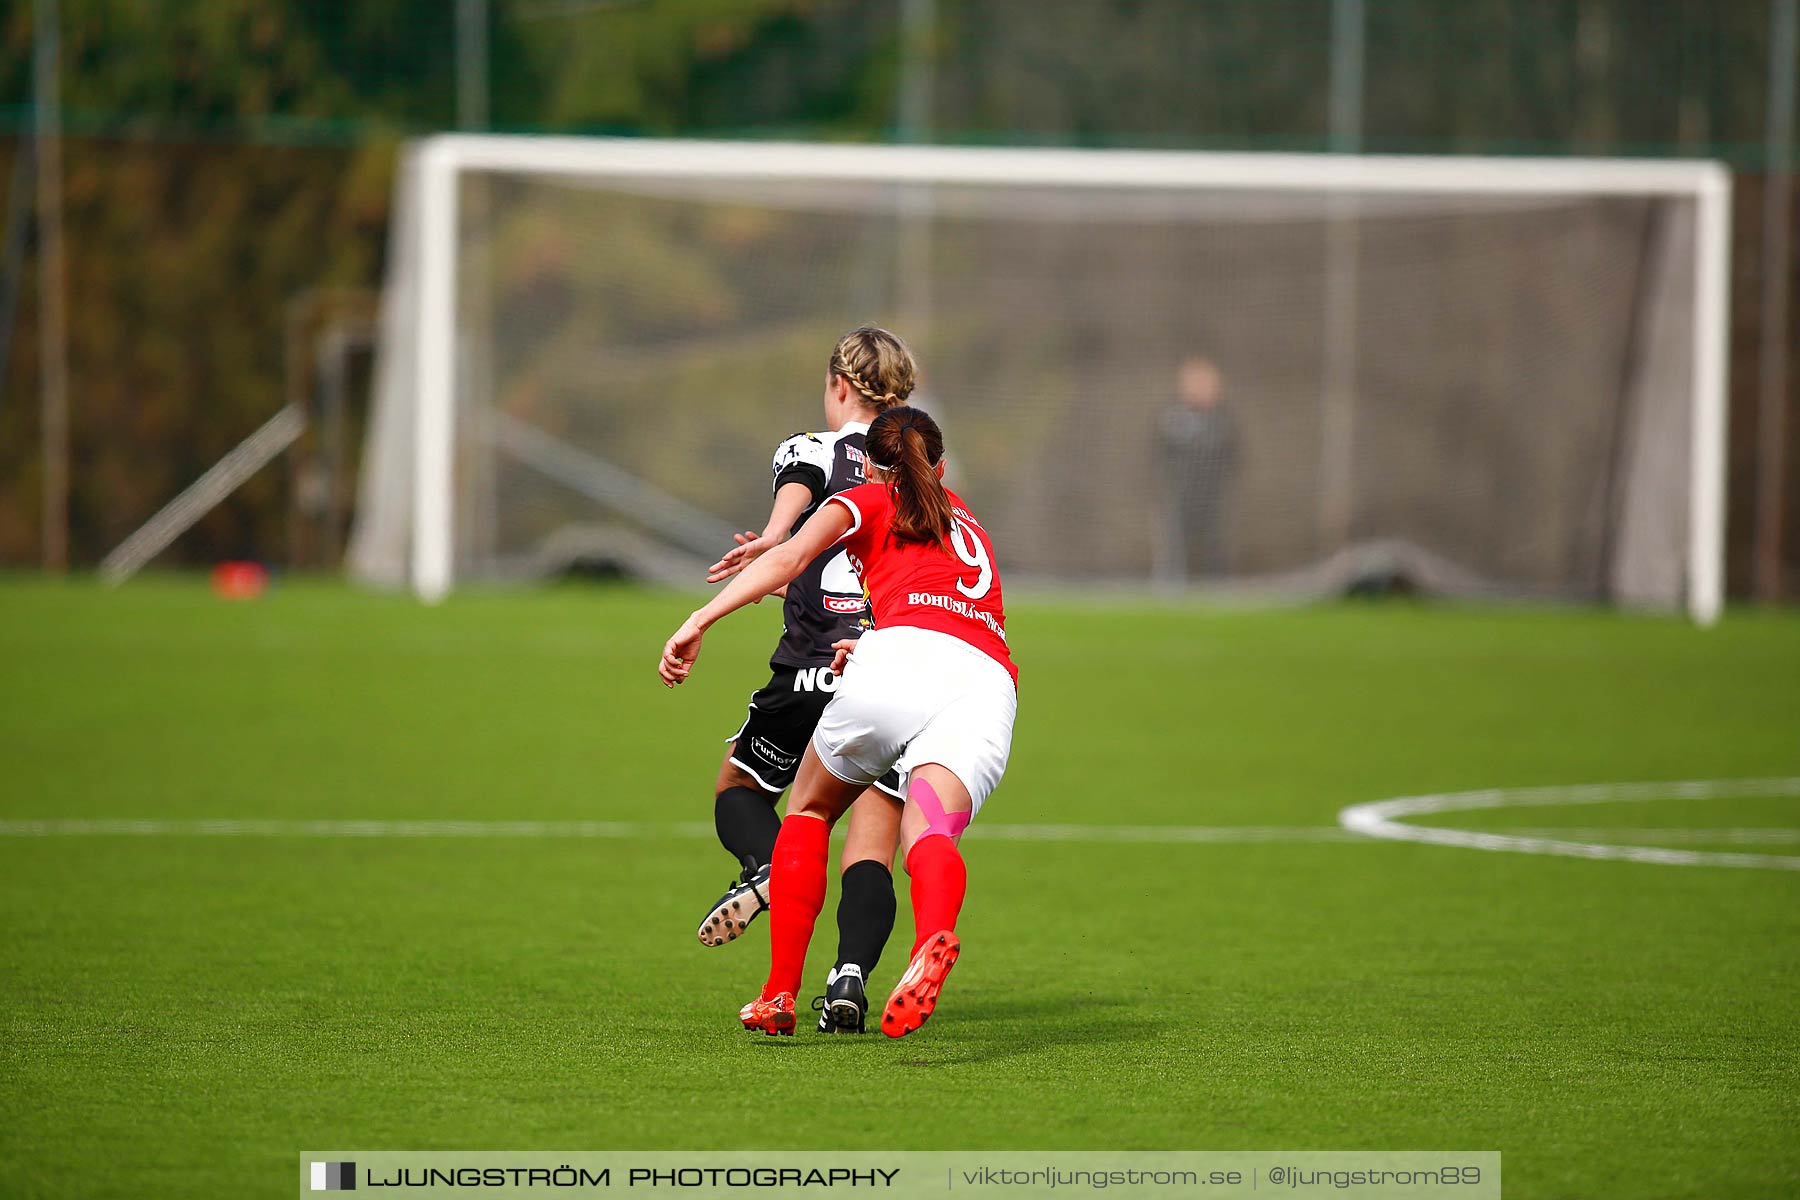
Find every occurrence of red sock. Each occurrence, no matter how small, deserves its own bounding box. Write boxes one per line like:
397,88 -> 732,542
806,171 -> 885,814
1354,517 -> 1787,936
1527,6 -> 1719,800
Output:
904,834 -> 968,957
763,815 -> 829,1000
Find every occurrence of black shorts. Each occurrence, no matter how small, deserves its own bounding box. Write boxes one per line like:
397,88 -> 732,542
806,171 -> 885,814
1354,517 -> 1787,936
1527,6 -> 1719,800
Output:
726,664 -> 903,798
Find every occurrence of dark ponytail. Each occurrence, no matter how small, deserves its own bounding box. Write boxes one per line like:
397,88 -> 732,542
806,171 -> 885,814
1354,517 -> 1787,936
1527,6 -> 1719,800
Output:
866,406 -> 954,547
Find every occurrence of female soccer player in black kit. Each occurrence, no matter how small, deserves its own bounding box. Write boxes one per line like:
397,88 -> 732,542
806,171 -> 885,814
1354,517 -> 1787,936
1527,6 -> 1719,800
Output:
696,326 -> 914,1033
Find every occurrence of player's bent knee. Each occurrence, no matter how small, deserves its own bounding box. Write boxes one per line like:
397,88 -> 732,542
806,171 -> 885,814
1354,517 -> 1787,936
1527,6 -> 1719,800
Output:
787,789 -> 843,824
716,757 -> 774,798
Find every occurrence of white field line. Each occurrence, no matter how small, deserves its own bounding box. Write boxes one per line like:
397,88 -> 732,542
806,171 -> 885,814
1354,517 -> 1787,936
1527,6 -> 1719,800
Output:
7,784 -> 1798,870
976,824 -> 1357,844
0,818 -> 1352,844
0,818 -> 722,839
1502,827 -> 1800,845
1338,778 -> 1800,871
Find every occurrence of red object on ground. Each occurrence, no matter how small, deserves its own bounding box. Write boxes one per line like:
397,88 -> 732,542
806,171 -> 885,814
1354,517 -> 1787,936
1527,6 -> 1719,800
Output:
211,561 -> 268,600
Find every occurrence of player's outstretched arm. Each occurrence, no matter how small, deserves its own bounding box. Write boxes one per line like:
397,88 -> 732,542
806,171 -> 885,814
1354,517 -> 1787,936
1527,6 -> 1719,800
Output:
706,481 -> 814,583
659,501 -> 854,687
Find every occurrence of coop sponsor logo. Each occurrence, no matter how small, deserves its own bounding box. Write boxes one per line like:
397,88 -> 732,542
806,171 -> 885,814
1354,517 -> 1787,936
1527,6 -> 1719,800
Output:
823,594 -> 865,614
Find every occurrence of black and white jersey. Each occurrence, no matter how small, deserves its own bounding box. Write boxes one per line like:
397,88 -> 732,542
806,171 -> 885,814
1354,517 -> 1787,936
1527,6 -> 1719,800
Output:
768,421 -> 873,668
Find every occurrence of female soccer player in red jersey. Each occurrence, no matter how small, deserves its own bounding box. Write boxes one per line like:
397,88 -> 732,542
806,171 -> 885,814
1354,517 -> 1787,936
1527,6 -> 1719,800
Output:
660,406 -> 1016,1038
695,327 -> 915,1035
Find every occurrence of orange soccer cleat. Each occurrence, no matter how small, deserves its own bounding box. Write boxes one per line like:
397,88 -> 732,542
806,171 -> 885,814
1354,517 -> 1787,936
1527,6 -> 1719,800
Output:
880,931 -> 960,1039
739,991 -> 797,1036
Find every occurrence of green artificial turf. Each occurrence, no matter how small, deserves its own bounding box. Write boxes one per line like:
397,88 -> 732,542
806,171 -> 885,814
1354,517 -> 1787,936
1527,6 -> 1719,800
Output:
1,577 -> 1797,1198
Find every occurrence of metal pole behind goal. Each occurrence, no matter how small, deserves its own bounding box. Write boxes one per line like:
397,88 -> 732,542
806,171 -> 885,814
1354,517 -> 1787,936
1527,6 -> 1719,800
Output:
99,405 -> 308,586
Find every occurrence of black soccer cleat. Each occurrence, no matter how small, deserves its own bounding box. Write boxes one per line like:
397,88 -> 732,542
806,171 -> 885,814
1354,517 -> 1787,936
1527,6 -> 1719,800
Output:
698,862 -> 770,947
812,964 -> 869,1034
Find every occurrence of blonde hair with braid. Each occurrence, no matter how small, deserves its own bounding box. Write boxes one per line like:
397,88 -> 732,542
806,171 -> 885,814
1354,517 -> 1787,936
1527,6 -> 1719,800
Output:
829,326 -> 916,411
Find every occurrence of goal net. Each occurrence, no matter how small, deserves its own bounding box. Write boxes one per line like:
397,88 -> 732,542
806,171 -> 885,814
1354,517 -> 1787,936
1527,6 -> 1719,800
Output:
349,137 -> 1729,621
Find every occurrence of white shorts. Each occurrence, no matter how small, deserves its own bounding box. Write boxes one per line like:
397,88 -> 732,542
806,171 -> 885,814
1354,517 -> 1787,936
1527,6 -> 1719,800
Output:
810,626 -> 1017,817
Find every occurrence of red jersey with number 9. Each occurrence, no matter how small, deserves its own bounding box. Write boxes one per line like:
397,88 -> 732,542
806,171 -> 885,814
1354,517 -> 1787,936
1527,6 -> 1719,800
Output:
826,482 -> 1017,687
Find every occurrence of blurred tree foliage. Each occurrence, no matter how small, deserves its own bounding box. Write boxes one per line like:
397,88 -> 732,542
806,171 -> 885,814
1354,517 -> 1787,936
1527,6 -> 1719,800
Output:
0,0 -> 1790,571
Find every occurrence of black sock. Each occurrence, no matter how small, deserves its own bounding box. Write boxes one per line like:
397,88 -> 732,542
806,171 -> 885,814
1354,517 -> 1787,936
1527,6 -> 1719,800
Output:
714,786 -> 780,874
835,859 -> 897,978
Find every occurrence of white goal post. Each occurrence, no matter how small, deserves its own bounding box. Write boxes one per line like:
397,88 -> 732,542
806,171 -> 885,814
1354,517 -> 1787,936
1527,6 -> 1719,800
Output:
355,135 -> 1730,622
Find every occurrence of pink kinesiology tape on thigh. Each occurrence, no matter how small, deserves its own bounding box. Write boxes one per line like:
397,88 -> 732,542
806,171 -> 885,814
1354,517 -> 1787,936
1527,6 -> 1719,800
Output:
909,777 -> 970,840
